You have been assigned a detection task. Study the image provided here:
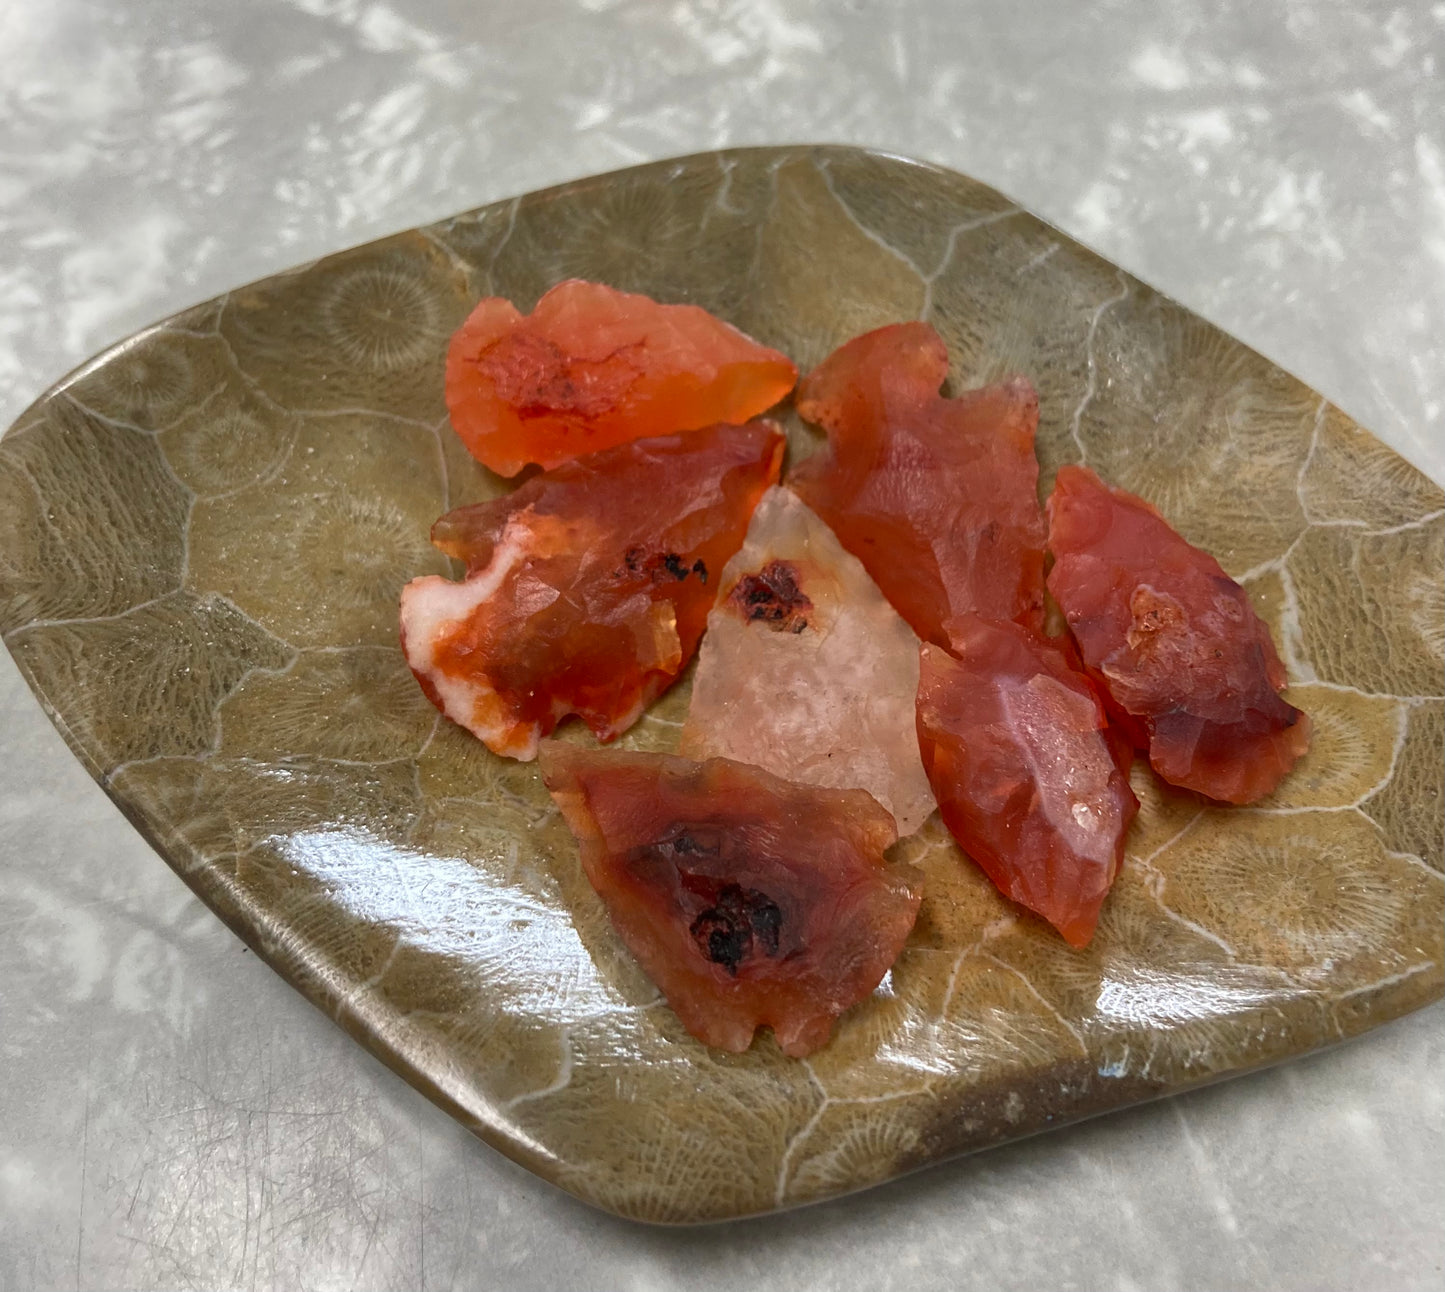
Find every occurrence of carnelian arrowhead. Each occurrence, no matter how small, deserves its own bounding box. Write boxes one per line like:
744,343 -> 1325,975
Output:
446,280 -> 797,477
1046,464 -> 1311,804
916,615 -> 1139,946
540,743 -> 922,1056
790,322 -> 1046,645
401,421 -> 784,759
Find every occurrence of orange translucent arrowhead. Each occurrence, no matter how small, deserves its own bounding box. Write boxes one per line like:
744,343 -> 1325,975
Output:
540,744 -> 922,1056
791,322 -> 1046,645
446,280 -> 797,477
401,421 -> 783,759
917,615 -> 1138,947
1046,465 -> 1311,804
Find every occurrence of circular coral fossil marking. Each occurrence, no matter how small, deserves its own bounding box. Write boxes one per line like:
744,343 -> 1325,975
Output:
1289,517 -> 1445,697
161,404 -> 295,497
1301,404 -> 1445,528
321,264 -> 442,372
1254,684 -> 1402,810
83,339 -> 196,428
1407,570 -> 1444,664
787,1100 -> 926,1201
219,647 -> 436,763
1150,811 -> 1426,981
296,494 -> 436,611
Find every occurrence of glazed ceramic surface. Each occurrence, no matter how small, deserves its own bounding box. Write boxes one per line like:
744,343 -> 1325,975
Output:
1,146 -> 1440,1223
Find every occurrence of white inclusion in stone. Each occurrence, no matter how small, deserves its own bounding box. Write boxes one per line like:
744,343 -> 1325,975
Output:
680,487 -> 937,836
398,512 -> 546,757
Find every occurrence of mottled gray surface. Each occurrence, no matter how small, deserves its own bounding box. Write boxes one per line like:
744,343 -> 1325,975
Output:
1,1 -> 1442,1289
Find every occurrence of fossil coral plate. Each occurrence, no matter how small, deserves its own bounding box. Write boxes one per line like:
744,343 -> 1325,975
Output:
1,147 -> 1440,1224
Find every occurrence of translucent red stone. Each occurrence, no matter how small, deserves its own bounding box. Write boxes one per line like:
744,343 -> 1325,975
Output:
790,322 -> 1046,644
400,421 -> 783,760
539,743 -> 923,1056
445,279 -> 797,477
1046,464 -> 1311,804
917,615 -> 1139,947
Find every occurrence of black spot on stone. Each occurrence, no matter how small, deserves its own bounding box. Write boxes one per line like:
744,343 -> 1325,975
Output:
728,560 -> 813,632
686,881 -> 784,975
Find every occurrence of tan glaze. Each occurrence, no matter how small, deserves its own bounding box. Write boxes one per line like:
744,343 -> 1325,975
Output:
0,146 -> 1440,1224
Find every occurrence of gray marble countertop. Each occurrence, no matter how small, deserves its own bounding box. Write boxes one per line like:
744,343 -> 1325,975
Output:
2,2 -> 1442,1288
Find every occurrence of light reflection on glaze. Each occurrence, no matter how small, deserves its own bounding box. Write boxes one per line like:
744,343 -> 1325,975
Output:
271,827 -> 623,1022
1097,965 -> 1292,1028
873,1029 -> 964,1078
